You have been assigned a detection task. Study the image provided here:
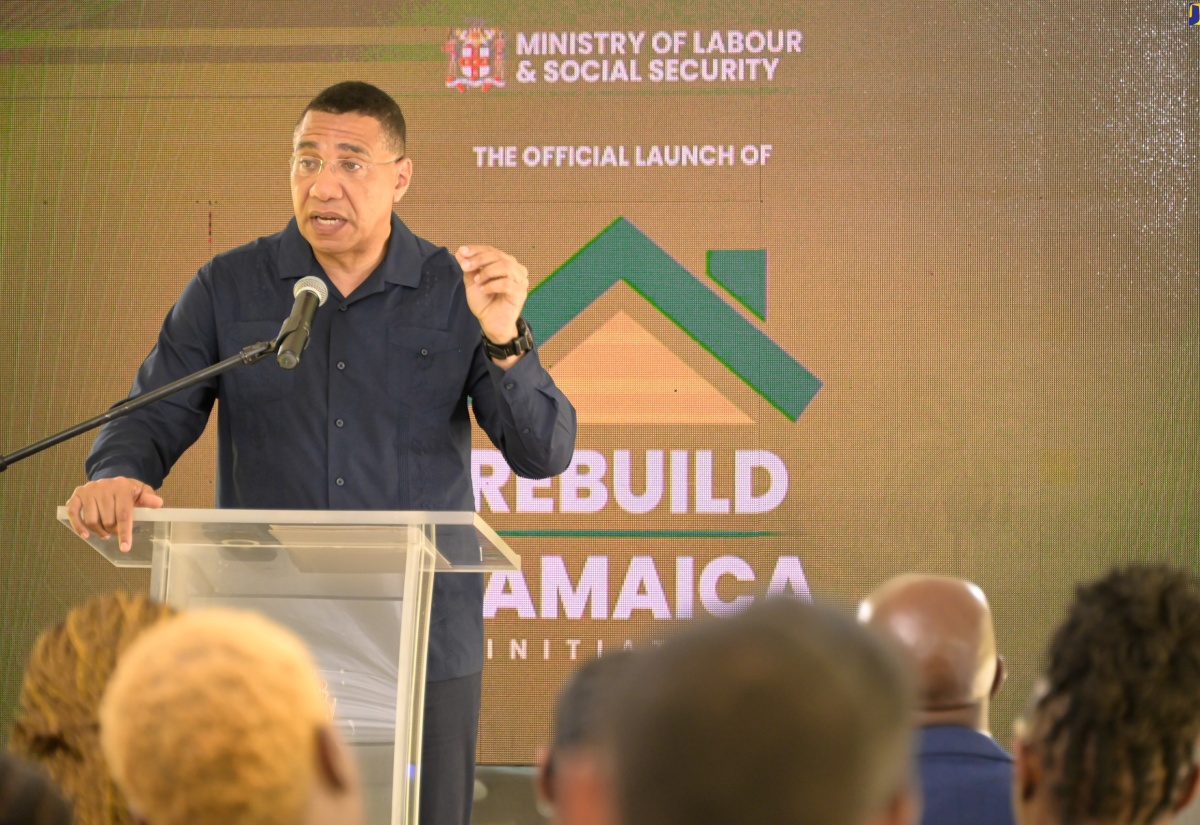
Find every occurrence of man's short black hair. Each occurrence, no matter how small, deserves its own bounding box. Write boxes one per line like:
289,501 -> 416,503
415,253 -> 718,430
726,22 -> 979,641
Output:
609,597 -> 915,825
551,650 -> 638,756
299,81 -> 407,155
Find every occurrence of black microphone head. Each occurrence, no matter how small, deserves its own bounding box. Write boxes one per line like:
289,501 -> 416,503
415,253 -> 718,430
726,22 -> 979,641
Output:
294,275 -> 329,305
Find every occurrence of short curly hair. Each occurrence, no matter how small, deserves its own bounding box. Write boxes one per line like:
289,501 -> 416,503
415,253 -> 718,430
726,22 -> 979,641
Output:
1026,564 -> 1200,825
98,608 -> 331,825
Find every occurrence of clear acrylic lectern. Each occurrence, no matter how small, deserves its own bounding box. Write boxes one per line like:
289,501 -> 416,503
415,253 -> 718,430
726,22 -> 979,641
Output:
57,506 -> 520,825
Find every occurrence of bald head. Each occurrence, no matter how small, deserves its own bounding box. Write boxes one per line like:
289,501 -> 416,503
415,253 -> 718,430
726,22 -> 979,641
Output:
858,575 -> 1003,731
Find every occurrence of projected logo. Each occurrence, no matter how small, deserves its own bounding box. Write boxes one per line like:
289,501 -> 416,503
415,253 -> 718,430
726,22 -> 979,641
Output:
479,218 -> 818,656
443,24 -> 507,90
476,218 -> 820,524
526,217 -> 821,423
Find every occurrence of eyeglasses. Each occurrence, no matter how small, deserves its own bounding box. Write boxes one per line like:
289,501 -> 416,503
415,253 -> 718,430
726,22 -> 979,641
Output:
290,154 -> 404,181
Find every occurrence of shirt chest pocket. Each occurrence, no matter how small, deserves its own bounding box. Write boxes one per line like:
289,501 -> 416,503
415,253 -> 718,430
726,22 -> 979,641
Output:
386,325 -> 469,411
218,320 -> 294,404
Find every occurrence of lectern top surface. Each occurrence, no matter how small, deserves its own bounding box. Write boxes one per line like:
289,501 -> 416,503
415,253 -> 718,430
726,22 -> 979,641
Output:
55,507 -> 520,572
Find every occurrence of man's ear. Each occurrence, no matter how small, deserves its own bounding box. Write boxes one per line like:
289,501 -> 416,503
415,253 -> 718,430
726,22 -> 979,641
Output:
1172,763 -> 1200,814
535,745 -> 559,819
535,745 -> 556,809
392,157 -> 412,204
862,784 -> 920,825
1013,733 -> 1041,803
889,786 -> 920,825
315,725 -> 353,792
991,655 -> 1007,700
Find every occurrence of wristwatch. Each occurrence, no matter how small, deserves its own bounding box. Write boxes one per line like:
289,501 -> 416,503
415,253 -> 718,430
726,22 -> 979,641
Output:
481,317 -> 534,360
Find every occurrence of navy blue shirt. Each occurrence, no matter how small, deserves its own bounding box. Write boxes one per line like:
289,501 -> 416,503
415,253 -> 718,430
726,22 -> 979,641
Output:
87,214 -> 577,679
917,725 -> 1015,825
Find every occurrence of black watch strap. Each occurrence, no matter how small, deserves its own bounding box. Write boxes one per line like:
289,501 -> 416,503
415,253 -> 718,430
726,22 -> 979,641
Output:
481,317 -> 534,360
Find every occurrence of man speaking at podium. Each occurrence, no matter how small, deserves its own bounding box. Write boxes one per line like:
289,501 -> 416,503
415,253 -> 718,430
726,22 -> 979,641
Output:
64,80 -> 578,825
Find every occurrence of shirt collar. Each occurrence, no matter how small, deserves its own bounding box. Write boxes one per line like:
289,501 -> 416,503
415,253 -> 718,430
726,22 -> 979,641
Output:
277,213 -> 425,291
919,725 -> 1012,760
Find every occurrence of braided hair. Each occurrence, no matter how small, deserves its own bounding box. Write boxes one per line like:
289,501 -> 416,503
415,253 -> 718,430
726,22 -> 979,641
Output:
8,592 -> 175,825
1031,564 -> 1200,825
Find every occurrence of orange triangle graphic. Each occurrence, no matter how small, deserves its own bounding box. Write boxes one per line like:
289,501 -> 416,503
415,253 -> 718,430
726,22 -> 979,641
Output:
549,311 -> 754,425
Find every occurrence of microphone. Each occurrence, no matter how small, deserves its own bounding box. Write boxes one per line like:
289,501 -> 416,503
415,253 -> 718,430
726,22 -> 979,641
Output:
276,276 -> 329,369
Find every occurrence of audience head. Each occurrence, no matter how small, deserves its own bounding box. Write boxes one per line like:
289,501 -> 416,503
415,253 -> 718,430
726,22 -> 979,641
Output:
99,607 -> 362,825
9,591 -> 175,825
858,574 -> 1005,732
1014,564 -> 1200,825
609,596 -> 918,825
537,651 -> 638,825
0,752 -> 73,825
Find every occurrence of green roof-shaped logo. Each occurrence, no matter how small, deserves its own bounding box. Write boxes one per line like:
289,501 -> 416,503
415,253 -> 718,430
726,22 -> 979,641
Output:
526,218 -> 821,422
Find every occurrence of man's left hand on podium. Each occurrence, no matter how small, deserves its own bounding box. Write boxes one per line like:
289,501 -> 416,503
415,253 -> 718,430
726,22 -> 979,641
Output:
65,476 -> 164,553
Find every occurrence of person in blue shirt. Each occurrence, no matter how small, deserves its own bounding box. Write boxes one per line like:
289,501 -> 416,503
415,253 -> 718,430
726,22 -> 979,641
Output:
65,80 -> 577,825
859,574 -> 1014,825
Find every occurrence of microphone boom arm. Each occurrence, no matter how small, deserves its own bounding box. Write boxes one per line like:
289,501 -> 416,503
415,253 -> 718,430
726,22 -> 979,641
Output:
0,338 -> 279,473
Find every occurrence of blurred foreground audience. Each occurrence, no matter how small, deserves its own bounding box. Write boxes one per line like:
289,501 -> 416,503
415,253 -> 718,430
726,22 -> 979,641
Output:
859,575 -> 1013,825
9,592 -> 175,825
1014,565 -> 1200,825
98,607 -> 363,825
0,751 -> 73,825
536,651 -> 639,825
608,596 -> 919,825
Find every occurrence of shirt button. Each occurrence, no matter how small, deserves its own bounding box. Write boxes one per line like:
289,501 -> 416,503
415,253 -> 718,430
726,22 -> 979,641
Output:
421,348 -> 429,356
339,305 -> 348,312
337,361 -> 346,370
335,477 -> 345,487
335,418 -> 344,428
522,428 -> 530,434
